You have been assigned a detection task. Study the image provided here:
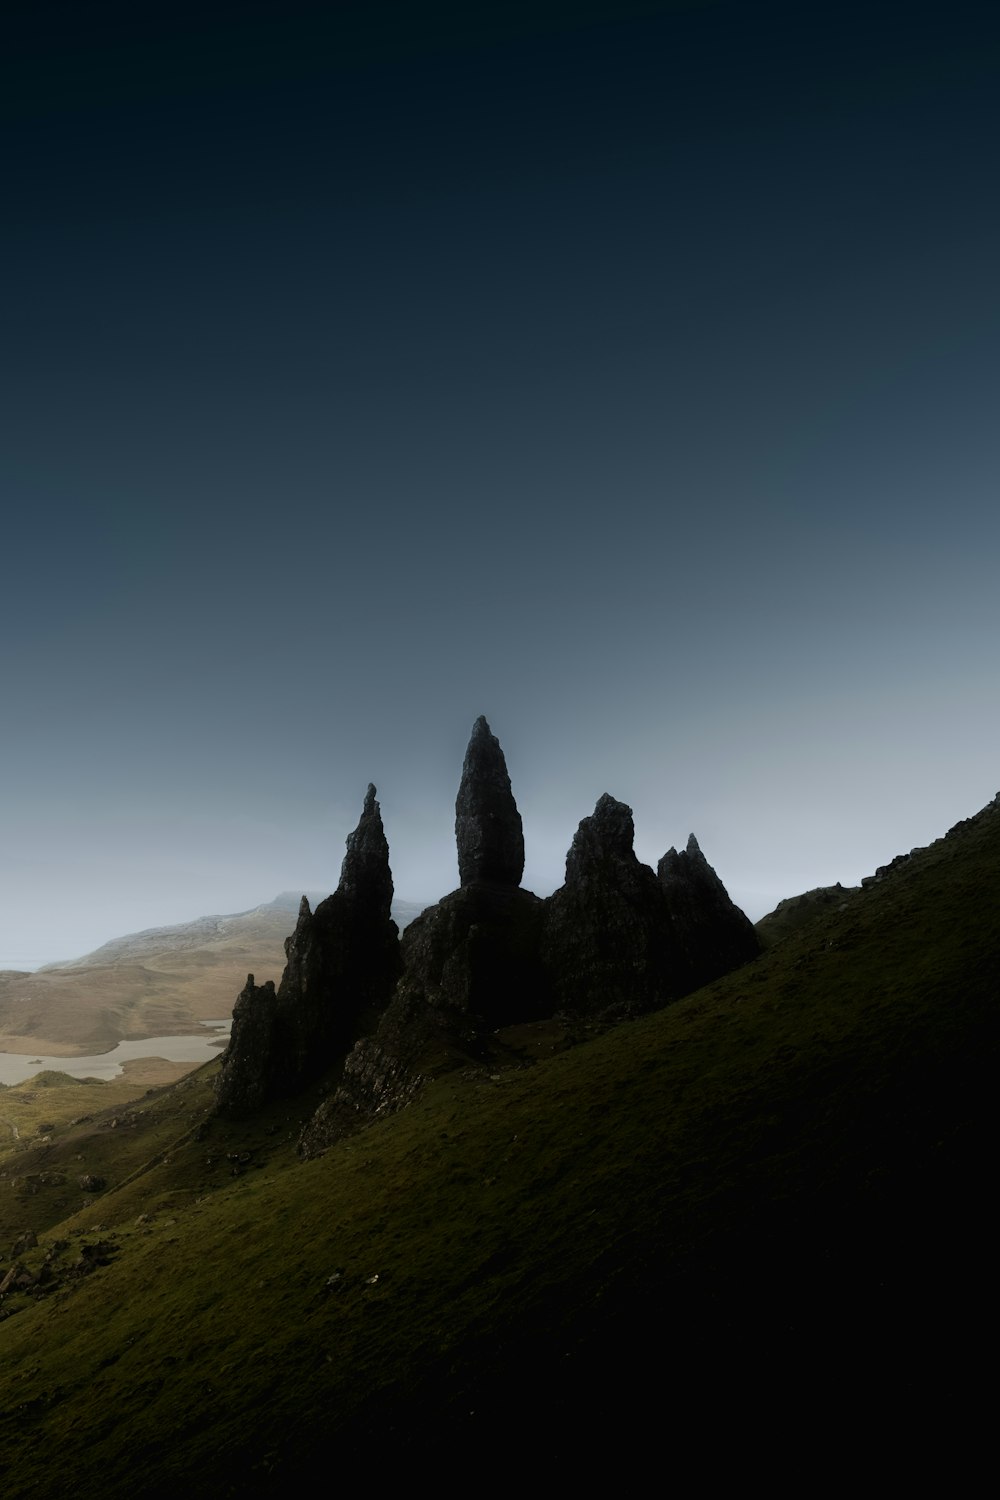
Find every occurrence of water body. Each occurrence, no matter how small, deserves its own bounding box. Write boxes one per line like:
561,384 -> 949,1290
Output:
0,1020 -> 232,1087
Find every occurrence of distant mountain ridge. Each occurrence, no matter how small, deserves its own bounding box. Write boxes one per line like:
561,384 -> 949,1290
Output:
38,894 -> 425,972
0,894 -> 425,1057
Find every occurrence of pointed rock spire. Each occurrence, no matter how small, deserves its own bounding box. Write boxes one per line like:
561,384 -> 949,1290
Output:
542,793 -> 682,1018
658,833 -> 759,988
215,783 -> 400,1118
338,783 -> 394,917
455,716 -> 525,887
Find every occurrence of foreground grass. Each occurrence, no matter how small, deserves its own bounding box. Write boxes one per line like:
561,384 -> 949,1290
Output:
1,801 -> 998,1492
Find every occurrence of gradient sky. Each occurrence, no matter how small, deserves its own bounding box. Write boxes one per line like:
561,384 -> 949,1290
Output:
3,1 -> 999,966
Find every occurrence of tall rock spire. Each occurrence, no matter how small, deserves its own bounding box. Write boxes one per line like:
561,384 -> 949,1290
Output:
455,716 -> 525,887
215,783 -> 400,1117
338,783 -> 394,916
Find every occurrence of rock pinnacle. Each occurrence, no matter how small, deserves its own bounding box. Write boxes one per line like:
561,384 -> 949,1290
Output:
455,716 -> 525,887
338,783 -> 394,917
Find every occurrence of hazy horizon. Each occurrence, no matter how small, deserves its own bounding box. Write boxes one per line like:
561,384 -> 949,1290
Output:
5,746 -> 995,970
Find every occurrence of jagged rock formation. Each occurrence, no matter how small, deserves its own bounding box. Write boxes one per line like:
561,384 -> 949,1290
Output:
388,885 -> 548,1031
301,884 -> 549,1154
302,726 -> 545,1155
542,794 -> 686,1018
658,834 -> 760,987
455,715 -> 525,887
220,719 -> 759,1150
215,785 -> 400,1117
213,974 -> 280,1117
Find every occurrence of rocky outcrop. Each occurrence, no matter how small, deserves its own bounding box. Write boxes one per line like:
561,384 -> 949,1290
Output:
542,794 -> 686,1019
301,884 -> 549,1154
338,784 -> 396,910
223,720 -> 762,1150
387,884 -> 548,1029
301,732 -> 545,1155
455,716 -> 525,887
215,786 -> 400,1117
301,882 -> 551,1152
213,974 -> 279,1118
657,834 -> 759,988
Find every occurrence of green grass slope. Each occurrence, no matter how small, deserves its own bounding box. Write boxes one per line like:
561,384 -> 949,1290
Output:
754,880 -> 859,946
1,800 -> 998,1492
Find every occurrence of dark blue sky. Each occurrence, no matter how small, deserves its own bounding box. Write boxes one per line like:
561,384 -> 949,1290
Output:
4,1 -> 1000,964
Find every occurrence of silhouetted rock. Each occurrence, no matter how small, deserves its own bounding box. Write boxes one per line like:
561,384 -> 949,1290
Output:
455,716 -> 525,887
301,876 -> 549,1155
213,974 -> 280,1117
399,884 -> 548,1023
338,784 -> 395,911
542,794 -> 685,1018
241,728 -> 762,1153
215,786 -> 400,1118
302,738 -> 543,1155
657,834 -> 759,987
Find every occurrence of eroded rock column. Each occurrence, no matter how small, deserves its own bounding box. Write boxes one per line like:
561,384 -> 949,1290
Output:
455,715 -> 525,887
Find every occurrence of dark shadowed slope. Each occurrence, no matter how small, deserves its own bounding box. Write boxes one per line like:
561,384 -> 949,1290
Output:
1,795 -> 997,1492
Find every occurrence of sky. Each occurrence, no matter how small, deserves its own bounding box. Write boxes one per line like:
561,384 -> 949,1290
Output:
3,0 -> 1000,966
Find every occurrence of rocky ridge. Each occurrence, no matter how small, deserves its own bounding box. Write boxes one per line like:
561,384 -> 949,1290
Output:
217,719 -> 761,1146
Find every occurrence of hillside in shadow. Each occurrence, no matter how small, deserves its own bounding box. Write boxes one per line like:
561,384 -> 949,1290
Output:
0,770 -> 995,1489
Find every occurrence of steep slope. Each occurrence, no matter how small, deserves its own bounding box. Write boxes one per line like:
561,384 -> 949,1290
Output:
755,881 -> 858,947
1,794 -> 997,1492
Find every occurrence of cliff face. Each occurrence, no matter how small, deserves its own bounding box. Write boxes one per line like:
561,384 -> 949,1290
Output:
542,794 -> 687,1018
658,834 -> 760,988
215,786 -> 400,1118
222,719 -> 758,1148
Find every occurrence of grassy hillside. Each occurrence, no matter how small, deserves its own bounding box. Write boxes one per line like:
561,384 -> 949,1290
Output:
754,880 -> 859,946
1,800 -> 997,1492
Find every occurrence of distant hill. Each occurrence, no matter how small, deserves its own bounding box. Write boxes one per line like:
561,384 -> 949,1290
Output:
0,895 -> 424,1056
